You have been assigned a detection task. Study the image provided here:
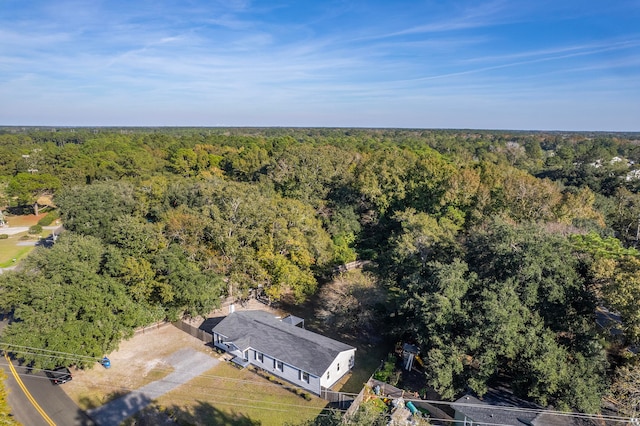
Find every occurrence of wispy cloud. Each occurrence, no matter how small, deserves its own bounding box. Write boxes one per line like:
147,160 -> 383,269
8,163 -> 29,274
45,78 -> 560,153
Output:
460,37 -> 640,65
354,0 -> 514,41
0,0 -> 638,130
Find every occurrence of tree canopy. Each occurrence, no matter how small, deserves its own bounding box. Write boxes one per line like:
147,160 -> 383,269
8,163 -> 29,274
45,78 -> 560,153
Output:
1,127 -> 640,414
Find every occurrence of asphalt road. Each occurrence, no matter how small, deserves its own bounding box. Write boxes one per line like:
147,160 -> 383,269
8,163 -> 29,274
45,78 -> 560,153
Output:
1,318 -> 94,426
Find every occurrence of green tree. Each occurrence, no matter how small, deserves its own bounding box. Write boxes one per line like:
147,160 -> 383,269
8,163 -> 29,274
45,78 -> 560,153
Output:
266,144 -> 357,207
109,215 -> 166,258
221,145 -> 270,181
170,148 -> 198,177
389,208 -> 460,273
7,172 -> 60,215
572,233 -> 640,345
153,245 -> 225,319
55,181 -> 138,240
397,219 -> 606,412
353,148 -> 415,215
0,234 -> 150,369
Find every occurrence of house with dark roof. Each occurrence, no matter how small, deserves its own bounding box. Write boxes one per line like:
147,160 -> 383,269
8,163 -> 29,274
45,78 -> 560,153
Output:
452,389 -> 583,426
211,310 -> 356,395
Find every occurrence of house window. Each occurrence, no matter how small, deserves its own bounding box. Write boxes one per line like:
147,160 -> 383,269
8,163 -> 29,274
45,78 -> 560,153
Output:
243,350 -> 248,361
257,352 -> 263,362
337,363 -> 340,372
276,360 -> 283,371
326,371 -> 330,380
298,370 -> 310,383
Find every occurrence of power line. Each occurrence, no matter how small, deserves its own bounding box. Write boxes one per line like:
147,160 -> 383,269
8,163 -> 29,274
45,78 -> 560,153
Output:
1,343 -> 635,424
0,362 -> 341,414
0,342 -> 103,362
4,360 -> 631,425
0,355 -> 299,392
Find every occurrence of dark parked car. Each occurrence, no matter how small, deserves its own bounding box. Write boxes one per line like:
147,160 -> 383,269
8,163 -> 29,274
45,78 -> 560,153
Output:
46,367 -> 72,385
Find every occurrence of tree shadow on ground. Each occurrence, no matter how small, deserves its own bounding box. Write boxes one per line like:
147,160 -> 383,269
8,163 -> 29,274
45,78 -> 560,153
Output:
152,401 -> 262,426
79,389 -> 130,410
73,408 -> 96,426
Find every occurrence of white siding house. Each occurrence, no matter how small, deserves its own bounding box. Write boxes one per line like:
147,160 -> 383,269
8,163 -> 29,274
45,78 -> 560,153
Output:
212,310 -> 356,395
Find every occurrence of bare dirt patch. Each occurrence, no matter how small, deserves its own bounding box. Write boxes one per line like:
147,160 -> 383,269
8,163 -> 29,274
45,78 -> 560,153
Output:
63,323 -> 216,410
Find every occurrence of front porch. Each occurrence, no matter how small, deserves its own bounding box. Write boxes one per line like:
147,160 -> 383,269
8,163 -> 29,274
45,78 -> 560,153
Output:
230,356 -> 250,368
214,341 -> 250,368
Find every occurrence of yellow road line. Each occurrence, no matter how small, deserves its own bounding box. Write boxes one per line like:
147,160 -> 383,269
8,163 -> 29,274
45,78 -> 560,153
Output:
4,353 -> 56,426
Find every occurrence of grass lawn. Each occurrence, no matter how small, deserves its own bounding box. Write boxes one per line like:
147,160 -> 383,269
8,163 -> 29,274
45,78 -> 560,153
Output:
0,242 -> 34,267
0,231 -> 53,267
0,213 -> 53,267
153,363 -> 329,426
340,340 -> 391,394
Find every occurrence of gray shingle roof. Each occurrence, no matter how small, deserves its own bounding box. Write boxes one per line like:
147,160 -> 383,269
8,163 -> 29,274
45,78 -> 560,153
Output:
453,394 -> 538,425
452,390 -> 581,426
211,310 -> 355,376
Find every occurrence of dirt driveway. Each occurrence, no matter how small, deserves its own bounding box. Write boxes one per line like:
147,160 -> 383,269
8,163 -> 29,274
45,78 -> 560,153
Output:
87,348 -> 219,426
62,301 -> 285,424
62,324 -> 219,418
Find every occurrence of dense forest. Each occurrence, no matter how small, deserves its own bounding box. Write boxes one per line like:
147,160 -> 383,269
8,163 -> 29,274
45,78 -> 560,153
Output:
1,127 -> 640,416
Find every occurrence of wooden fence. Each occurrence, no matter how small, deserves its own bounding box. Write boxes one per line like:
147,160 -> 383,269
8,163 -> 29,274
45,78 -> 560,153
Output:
332,260 -> 372,274
343,384 -> 368,417
321,388 -> 356,410
134,321 -> 170,335
172,320 -> 213,344
360,379 -> 454,424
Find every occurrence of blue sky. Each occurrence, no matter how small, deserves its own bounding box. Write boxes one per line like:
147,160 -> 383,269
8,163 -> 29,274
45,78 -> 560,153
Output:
1,0 -> 639,130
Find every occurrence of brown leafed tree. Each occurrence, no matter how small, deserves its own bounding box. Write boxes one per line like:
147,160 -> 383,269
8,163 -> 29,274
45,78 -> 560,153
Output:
316,270 -> 386,338
610,365 -> 640,418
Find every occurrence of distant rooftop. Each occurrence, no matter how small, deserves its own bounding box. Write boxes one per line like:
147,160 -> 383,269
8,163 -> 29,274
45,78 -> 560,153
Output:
453,388 -> 583,426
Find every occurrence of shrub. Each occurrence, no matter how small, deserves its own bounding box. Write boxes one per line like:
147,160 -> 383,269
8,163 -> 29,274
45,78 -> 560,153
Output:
373,354 -> 400,386
37,210 -> 60,226
29,225 -> 42,234
0,234 -> 8,239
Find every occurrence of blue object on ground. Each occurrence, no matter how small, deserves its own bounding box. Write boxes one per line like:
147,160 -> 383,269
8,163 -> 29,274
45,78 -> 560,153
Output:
102,357 -> 111,368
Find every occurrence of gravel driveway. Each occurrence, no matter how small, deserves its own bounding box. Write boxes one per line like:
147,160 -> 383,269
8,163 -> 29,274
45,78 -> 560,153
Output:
87,349 -> 219,425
